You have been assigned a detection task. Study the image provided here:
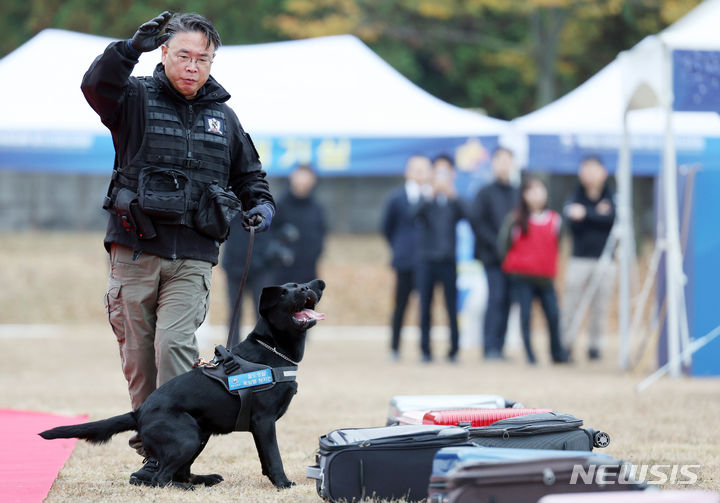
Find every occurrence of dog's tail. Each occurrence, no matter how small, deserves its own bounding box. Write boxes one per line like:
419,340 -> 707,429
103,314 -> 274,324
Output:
39,412 -> 136,444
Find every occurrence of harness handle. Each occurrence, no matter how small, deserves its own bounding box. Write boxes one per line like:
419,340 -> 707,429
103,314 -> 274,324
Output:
227,224 -> 254,348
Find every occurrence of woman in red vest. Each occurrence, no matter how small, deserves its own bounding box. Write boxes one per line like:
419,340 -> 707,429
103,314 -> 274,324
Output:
499,176 -> 567,364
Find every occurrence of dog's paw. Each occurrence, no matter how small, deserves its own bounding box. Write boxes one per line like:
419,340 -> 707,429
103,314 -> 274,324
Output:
190,473 -> 224,486
169,481 -> 195,491
274,479 -> 295,489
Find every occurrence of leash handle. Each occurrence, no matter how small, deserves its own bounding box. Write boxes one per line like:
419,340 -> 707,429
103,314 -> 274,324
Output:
227,225 -> 255,348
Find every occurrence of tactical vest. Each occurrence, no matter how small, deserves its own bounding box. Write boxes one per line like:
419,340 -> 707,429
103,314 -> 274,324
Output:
108,77 -> 232,227
197,345 -> 298,432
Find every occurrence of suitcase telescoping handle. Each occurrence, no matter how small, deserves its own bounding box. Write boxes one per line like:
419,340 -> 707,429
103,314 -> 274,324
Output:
307,465 -> 322,480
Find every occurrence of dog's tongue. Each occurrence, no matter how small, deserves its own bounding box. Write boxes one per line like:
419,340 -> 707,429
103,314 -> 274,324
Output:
293,308 -> 326,321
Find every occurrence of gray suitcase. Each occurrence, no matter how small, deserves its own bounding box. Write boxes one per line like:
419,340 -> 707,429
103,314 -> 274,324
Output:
446,452 -> 645,503
469,412 -> 610,451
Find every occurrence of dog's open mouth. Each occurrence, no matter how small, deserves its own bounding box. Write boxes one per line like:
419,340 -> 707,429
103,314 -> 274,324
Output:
293,296 -> 326,324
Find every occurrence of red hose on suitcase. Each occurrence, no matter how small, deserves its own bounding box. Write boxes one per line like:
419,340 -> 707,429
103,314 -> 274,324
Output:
422,408 -> 552,427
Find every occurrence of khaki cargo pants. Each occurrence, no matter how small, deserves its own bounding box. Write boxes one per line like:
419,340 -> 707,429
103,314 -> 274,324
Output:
560,256 -> 616,353
105,244 -> 212,413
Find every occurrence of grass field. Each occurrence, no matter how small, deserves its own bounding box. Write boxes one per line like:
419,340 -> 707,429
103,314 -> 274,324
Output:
1,232 -> 718,502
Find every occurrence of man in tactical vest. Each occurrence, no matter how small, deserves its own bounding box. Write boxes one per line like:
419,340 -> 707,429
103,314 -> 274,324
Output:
81,11 -> 275,482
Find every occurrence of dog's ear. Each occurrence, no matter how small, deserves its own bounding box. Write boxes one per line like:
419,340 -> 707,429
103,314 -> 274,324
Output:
259,286 -> 286,316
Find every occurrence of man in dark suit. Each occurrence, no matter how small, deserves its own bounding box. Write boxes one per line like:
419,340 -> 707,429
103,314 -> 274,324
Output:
381,155 -> 433,360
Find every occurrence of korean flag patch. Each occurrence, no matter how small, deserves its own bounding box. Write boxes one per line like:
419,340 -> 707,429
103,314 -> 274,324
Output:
204,115 -> 225,136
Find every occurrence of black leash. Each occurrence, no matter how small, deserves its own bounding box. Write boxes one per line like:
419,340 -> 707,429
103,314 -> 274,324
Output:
227,225 -> 255,348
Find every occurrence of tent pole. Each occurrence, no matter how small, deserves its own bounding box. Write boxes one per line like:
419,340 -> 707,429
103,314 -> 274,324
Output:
661,44 -> 683,378
618,111 -> 633,370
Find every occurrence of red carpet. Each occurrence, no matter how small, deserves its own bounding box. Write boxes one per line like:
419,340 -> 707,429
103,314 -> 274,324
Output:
0,409 -> 87,503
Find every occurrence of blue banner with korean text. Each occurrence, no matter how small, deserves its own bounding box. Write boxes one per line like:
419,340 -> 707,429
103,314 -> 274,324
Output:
0,132 -> 499,177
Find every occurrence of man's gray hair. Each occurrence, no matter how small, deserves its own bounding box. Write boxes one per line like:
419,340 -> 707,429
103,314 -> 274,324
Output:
166,13 -> 221,50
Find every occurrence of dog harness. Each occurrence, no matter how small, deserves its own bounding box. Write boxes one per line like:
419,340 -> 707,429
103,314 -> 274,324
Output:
196,345 -> 298,431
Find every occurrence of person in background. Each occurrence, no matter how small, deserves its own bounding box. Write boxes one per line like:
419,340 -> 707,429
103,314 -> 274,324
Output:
381,155 -> 433,361
272,163 -> 327,284
468,147 -> 519,360
499,176 -> 566,364
414,154 -> 465,363
221,216 -> 292,345
561,156 -> 616,361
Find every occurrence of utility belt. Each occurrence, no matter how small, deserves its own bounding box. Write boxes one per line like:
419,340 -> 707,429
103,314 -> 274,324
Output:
194,345 -> 298,432
104,165 -> 242,241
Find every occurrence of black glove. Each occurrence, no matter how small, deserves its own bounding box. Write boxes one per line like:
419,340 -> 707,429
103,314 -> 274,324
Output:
129,11 -> 172,53
242,203 -> 274,233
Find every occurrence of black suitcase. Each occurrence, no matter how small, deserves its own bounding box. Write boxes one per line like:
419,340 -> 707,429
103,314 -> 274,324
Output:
469,412 -> 610,451
446,453 -> 645,503
306,425 -> 472,502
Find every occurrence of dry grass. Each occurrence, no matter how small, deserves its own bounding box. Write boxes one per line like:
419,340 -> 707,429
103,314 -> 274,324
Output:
0,231 -> 410,327
0,232 -> 718,502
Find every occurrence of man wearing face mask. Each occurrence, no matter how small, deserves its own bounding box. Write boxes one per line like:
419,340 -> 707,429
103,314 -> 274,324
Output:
81,11 -> 275,484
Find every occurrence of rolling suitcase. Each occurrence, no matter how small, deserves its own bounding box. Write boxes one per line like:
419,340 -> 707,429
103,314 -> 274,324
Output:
428,446 -> 618,503
469,412 -> 611,451
538,489 -> 720,502
445,450 -> 644,502
387,395 -> 523,425
306,424 -> 472,502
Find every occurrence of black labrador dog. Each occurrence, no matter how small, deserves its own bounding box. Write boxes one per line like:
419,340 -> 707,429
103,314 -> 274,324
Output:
40,279 -> 325,489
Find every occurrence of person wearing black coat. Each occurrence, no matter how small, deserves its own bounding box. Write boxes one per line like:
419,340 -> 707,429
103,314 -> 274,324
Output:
561,156 -> 616,361
80,12 -> 276,484
414,155 -> 465,363
468,147 -> 520,359
381,155 -> 433,360
221,216 -> 293,345
272,164 -> 327,285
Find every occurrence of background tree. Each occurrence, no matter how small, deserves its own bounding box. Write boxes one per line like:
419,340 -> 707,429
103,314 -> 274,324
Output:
0,0 -> 703,119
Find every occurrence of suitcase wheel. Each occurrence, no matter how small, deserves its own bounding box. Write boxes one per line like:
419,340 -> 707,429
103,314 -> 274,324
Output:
593,431 -> 611,448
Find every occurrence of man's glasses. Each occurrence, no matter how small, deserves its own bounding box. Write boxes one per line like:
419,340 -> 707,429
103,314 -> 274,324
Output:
172,52 -> 213,69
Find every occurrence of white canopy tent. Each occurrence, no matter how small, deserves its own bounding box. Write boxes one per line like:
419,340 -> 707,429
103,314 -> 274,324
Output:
0,29 -> 507,176
619,0 -> 720,381
513,0 -> 720,376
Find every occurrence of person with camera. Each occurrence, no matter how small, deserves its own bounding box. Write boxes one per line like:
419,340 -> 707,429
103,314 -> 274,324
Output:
413,154 -> 465,363
81,11 -> 274,484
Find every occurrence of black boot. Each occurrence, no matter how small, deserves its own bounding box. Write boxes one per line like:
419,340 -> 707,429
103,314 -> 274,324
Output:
129,457 -> 159,486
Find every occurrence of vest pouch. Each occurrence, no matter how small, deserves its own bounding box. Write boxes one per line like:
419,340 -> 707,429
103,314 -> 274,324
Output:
137,167 -> 190,221
194,182 -> 243,241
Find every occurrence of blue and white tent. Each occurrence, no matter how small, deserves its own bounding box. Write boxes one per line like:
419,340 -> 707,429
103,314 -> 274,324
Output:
0,30 -> 508,177
511,0 -> 720,176
513,0 -> 720,378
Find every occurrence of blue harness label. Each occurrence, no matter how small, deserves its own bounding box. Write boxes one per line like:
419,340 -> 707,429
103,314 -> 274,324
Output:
228,368 -> 274,390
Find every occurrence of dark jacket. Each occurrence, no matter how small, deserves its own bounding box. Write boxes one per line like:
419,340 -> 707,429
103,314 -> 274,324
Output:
469,181 -> 519,267
564,183 -> 615,258
381,187 -> 421,271
414,196 -> 465,263
81,41 -> 274,264
272,191 -> 327,284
